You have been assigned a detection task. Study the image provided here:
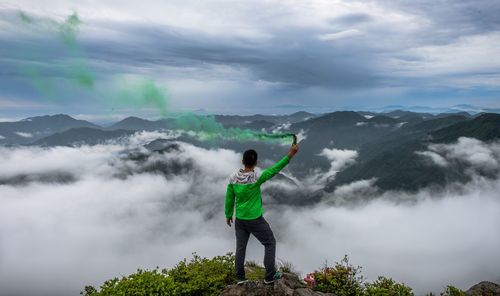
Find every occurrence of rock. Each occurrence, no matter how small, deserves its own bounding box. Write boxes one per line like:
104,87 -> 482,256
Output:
465,281 -> 500,296
219,273 -> 335,296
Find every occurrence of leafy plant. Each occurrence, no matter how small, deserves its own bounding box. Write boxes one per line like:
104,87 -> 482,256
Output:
441,285 -> 465,296
311,255 -> 364,296
364,276 -> 414,296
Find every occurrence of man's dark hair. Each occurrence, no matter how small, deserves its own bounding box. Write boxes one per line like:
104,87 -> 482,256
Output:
243,149 -> 258,167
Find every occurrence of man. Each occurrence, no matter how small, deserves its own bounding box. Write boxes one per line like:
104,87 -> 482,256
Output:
225,143 -> 299,285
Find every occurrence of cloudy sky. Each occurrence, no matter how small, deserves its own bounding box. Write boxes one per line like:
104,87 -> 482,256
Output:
1,0 -> 499,120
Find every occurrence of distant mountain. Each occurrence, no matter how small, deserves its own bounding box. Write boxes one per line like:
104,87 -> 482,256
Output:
239,120 -> 275,131
435,111 -> 472,118
214,111 -> 316,127
33,127 -> 135,146
367,115 -> 399,125
109,116 -> 174,131
0,114 -> 100,144
370,104 -> 500,115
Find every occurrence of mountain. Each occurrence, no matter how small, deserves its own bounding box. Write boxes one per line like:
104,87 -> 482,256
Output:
287,111 -> 406,177
214,111 -> 316,127
0,114 -> 100,144
327,113 -> 499,192
109,116 -> 174,131
431,113 -> 500,142
363,104 -> 500,115
33,127 -> 135,146
367,115 -> 399,125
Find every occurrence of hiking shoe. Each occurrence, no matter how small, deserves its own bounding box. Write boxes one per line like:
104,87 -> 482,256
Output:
237,279 -> 248,285
264,271 -> 282,284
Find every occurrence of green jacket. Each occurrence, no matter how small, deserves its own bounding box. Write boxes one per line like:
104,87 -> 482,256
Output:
225,155 -> 290,220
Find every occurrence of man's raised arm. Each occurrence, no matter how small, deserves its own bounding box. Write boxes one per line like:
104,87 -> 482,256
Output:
257,144 -> 299,185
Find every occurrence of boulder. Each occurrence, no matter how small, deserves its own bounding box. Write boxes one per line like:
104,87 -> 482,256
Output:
219,273 -> 335,296
465,281 -> 500,296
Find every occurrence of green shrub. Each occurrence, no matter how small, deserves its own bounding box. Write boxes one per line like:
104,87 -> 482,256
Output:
81,253 -> 235,296
441,285 -> 465,296
307,256 -> 415,296
311,255 -> 364,296
364,276 -> 414,296
167,253 -> 235,295
85,269 -> 176,296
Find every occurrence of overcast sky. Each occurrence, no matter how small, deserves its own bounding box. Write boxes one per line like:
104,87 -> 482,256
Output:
1,0 -> 500,119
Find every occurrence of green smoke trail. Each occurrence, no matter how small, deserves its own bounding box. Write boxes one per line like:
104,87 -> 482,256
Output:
59,13 -> 81,48
16,11 -> 95,98
115,78 -> 169,118
58,12 -> 95,89
18,11 -> 33,24
175,113 -> 295,143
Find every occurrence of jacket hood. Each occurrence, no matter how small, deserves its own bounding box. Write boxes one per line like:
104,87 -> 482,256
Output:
229,169 -> 259,184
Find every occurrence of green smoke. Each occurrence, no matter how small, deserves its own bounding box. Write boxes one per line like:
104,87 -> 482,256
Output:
58,12 -> 95,88
175,113 -> 294,143
59,13 -> 81,48
115,78 -> 169,117
18,11 -> 33,24
16,11 -> 95,93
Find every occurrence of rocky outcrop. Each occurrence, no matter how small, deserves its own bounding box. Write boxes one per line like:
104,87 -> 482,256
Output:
466,281 -> 500,296
219,273 -> 335,296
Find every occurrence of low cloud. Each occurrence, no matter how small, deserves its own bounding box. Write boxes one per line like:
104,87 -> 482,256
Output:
417,137 -> 500,173
14,132 -> 32,138
302,148 -> 358,191
0,135 -> 499,295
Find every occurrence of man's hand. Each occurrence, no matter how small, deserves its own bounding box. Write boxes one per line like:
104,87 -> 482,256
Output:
287,144 -> 299,159
226,217 -> 233,227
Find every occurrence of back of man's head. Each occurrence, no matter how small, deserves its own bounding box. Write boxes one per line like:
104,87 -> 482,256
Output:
243,149 -> 258,168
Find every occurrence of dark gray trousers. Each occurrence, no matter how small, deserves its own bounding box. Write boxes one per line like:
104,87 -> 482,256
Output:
235,215 -> 276,281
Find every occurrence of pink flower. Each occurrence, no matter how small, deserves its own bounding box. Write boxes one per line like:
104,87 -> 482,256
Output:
304,273 -> 316,287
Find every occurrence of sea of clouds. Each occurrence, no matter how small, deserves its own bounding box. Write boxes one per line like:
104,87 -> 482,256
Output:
0,132 -> 499,295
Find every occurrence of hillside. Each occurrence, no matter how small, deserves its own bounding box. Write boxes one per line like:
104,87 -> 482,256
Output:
33,127 -> 135,146
0,114 -> 100,144
327,113 -> 500,192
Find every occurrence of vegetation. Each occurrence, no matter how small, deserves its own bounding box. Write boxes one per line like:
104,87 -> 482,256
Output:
364,276 -> 414,296
306,256 -> 413,296
244,260 -> 265,280
441,285 -> 466,296
82,253 -> 463,296
309,255 -> 364,296
81,253 -> 235,296
277,259 -> 299,276
425,285 -> 465,296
